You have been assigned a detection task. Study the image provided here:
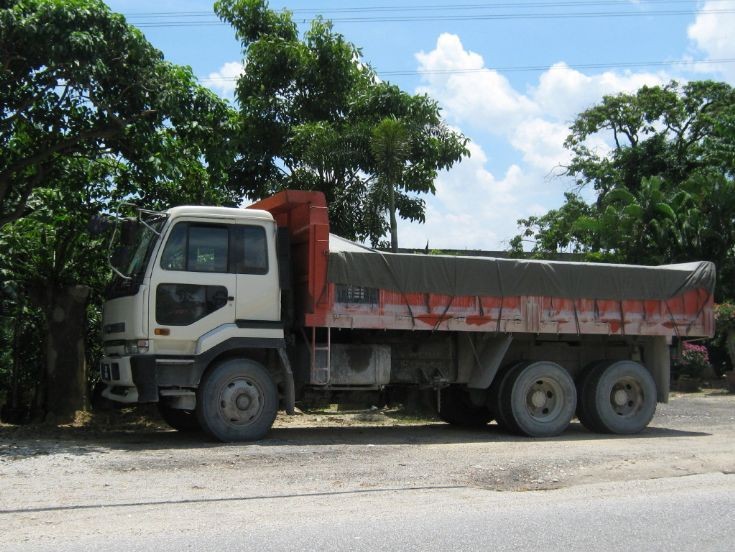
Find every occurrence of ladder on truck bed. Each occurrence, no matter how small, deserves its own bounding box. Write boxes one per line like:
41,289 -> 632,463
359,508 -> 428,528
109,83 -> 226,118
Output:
310,326 -> 330,385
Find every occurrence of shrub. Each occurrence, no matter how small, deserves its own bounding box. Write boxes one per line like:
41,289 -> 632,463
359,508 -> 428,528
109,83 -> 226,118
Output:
677,342 -> 711,380
715,303 -> 735,333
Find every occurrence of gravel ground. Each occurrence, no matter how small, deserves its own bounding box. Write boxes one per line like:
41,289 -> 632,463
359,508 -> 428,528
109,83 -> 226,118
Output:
0,391 -> 734,546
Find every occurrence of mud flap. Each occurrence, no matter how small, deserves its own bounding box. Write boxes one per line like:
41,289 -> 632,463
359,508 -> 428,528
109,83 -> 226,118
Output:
131,356 -> 158,403
277,348 -> 296,415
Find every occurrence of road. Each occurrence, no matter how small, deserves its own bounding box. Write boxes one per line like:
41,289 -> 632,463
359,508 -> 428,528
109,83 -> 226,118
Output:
4,474 -> 734,551
1,392 -> 734,550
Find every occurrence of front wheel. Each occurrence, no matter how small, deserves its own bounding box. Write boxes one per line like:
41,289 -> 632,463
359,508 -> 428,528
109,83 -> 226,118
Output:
196,359 -> 278,442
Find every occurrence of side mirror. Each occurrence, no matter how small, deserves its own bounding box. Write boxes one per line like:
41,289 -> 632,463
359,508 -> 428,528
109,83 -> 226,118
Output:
120,219 -> 138,246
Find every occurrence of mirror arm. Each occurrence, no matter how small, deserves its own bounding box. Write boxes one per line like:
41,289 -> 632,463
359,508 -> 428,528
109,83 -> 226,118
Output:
109,263 -> 132,281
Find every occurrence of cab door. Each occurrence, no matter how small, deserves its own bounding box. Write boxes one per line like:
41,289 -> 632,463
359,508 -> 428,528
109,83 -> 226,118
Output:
233,223 -> 280,322
149,221 -> 237,354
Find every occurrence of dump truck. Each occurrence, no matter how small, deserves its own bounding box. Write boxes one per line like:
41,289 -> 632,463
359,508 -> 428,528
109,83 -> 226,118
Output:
99,190 -> 715,441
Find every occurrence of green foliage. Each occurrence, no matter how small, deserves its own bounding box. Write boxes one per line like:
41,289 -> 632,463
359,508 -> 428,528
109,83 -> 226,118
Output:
511,192 -> 605,259
214,0 -> 468,245
370,117 -> 410,251
514,80 -> 735,299
0,290 -> 43,420
715,303 -> 735,334
1,0 -> 239,227
0,0 -> 239,418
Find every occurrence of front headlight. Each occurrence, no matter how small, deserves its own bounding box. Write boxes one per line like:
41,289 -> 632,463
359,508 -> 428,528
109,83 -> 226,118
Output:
124,339 -> 149,354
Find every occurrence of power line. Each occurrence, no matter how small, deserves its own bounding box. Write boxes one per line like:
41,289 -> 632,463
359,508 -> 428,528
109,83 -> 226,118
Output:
122,2 -> 735,27
123,0 -> 735,17
197,58 -> 735,82
131,10 -> 735,27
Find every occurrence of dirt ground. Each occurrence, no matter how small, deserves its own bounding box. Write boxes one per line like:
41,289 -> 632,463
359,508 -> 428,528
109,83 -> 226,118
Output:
1,390 -> 734,545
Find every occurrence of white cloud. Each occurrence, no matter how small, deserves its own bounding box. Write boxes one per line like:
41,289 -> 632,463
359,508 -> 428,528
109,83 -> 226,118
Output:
405,34 -> 673,249
531,63 -> 666,122
415,34 -> 538,133
687,1 -> 735,83
510,118 -> 570,174
416,35 -> 667,177
398,141 -> 562,250
206,61 -> 244,96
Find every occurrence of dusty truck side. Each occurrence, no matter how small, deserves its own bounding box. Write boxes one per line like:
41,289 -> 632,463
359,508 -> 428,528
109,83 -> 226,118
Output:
99,191 -> 715,441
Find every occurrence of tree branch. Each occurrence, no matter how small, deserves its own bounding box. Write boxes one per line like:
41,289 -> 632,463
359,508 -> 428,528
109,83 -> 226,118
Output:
0,164 -> 46,228
0,111 -> 155,200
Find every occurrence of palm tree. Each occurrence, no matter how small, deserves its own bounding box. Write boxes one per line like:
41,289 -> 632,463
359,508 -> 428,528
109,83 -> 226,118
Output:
370,117 -> 410,252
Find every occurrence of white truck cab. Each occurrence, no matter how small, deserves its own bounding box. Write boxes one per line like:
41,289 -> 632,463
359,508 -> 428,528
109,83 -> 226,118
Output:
100,205 -> 292,440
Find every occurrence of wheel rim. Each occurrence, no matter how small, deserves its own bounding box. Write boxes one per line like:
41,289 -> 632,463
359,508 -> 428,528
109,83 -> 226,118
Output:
218,377 -> 265,427
523,377 -> 564,423
609,376 -> 644,418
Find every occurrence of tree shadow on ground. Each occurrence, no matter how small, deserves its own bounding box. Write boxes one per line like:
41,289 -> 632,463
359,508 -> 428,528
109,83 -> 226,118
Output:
0,418 -> 711,458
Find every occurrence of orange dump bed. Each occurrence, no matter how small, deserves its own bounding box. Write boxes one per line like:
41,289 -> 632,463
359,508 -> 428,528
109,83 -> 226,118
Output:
249,191 -> 714,339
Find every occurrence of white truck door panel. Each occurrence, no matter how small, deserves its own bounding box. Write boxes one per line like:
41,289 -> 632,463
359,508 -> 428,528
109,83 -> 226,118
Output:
149,221 -> 237,354
234,224 -> 280,322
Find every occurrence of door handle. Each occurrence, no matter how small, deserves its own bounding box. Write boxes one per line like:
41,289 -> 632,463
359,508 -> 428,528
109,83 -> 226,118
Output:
228,296 -> 234,301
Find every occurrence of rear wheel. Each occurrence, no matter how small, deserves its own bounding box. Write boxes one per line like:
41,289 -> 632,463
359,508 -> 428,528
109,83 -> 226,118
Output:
196,359 -> 278,442
486,362 -> 525,430
577,360 -> 656,435
575,361 -> 607,433
434,386 -> 493,427
158,402 -> 201,432
500,361 -> 577,437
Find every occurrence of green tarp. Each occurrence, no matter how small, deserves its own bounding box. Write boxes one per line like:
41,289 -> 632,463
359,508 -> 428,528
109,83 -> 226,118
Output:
327,237 -> 715,301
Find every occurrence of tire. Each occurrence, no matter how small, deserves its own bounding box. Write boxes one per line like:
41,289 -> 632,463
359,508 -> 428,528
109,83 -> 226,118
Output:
578,360 -> 656,435
158,402 -> 201,432
196,359 -> 278,442
486,362 -> 526,431
575,361 -> 609,433
434,386 -> 493,428
500,361 -> 577,437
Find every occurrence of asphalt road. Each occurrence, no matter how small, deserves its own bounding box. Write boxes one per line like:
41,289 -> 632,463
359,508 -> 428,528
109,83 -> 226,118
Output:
2,392 -> 734,551
5,473 -> 735,551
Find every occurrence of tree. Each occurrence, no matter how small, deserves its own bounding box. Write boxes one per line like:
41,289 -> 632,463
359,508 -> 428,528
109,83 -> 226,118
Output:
0,158 -> 111,419
214,0 -> 468,245
0,0 -> 238,421
0,0 -> 237,227
370,117 -> 410,252
563,81 -> 734,204
514,80 -> 735,299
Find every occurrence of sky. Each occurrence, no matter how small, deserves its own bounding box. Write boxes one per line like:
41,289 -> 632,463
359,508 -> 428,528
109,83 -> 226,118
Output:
107,0 -> 735,251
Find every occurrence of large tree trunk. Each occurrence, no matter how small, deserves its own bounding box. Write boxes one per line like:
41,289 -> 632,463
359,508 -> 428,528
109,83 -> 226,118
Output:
43,285 -> 90,422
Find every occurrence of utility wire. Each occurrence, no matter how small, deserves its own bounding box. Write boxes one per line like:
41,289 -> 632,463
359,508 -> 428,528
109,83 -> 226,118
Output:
196,58 -> 735,82
131,10 -> 735,27
123,0 -> 735,17
122,1 -> 735,27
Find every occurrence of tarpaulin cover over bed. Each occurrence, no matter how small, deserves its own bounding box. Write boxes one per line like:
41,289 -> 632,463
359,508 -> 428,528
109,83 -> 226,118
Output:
327,236 -> 715,302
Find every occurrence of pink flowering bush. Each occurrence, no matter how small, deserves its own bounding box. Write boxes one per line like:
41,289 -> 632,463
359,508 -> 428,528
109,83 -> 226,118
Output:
677,342 -> 711,379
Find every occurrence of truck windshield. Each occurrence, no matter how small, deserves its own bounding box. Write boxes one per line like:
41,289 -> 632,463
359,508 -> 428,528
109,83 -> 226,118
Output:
106,214 -> 167,298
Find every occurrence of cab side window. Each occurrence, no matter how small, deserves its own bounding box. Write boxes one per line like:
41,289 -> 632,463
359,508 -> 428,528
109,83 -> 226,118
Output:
240,226 -> 268,274
161,223 -> 229,273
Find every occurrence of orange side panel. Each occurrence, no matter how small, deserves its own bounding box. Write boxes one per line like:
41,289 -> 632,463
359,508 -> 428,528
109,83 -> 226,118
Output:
249,191 -> 714,338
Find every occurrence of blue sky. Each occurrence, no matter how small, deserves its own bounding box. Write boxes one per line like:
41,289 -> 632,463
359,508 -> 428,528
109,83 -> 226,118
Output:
108,1 -> 735,250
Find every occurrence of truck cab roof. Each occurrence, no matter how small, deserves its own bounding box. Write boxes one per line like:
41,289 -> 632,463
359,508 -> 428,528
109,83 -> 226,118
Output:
166,205 -> 274,222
